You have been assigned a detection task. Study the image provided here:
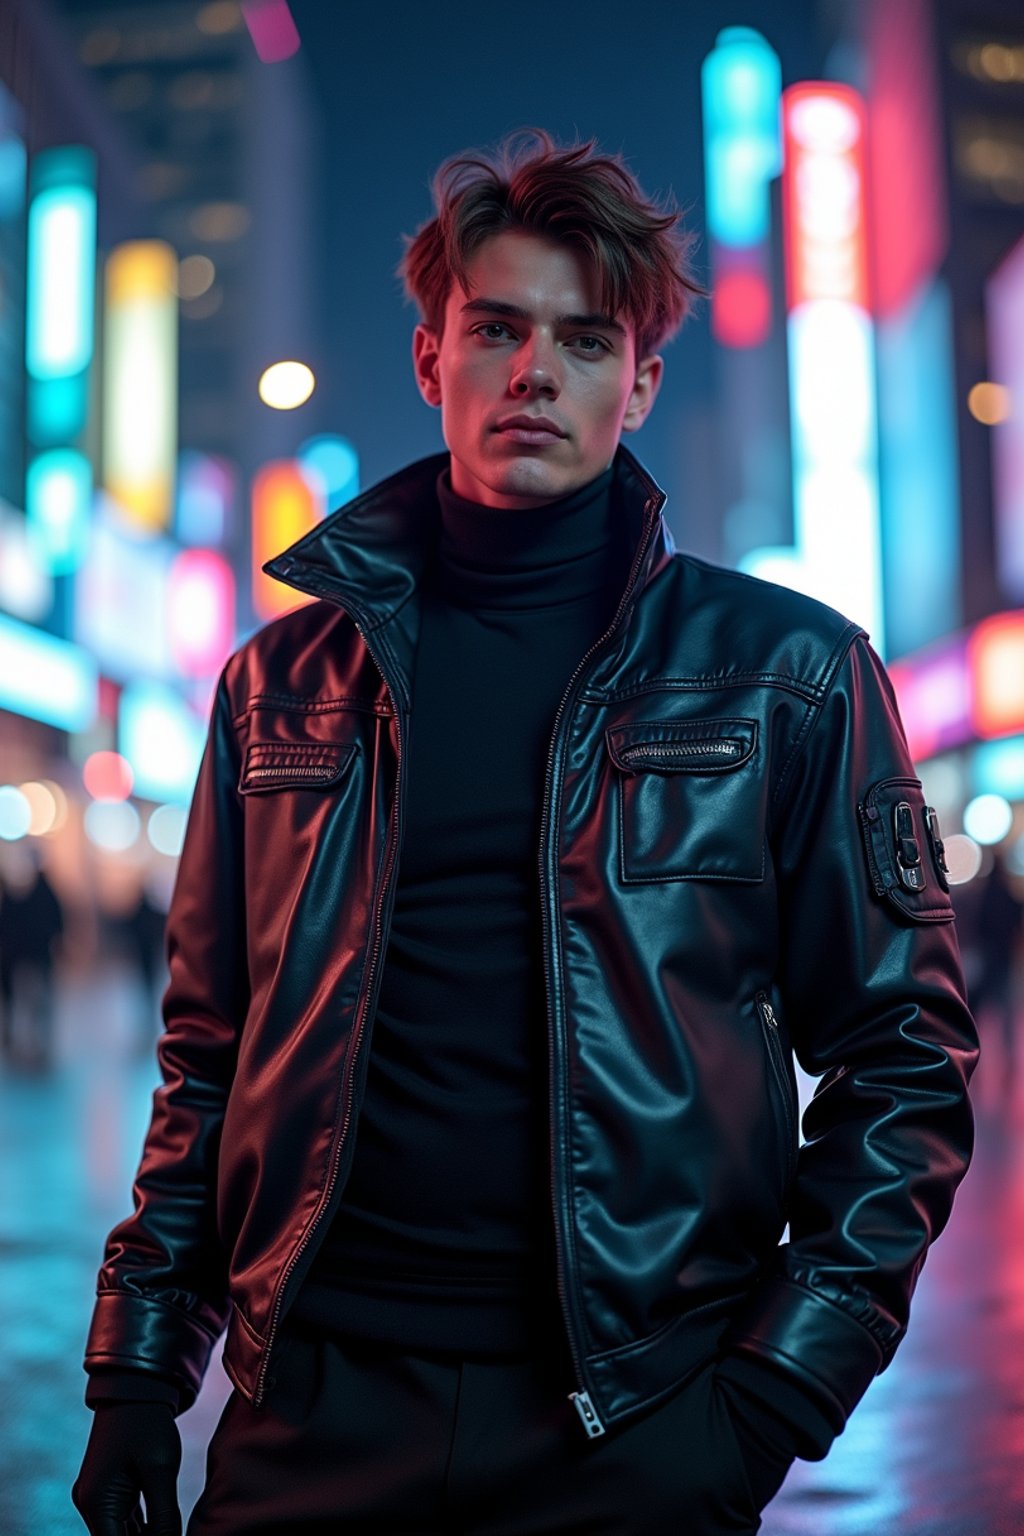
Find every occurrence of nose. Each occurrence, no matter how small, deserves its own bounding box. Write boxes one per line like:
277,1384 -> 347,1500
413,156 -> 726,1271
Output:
509,329 -> 561,398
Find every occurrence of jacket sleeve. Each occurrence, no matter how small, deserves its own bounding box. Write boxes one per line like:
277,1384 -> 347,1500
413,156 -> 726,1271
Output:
721,630 -> 979,1435
82,663 -> 248,1413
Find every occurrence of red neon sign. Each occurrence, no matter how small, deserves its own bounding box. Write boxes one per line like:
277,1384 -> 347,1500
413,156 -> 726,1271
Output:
782,83 -> 870,312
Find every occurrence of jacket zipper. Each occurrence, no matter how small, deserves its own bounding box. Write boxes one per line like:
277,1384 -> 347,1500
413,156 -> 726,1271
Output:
253,605 -> 404,1406
255,477 -> 664,1428
618,739 -> 741,764
538,490 -> 664,1440
754,991 -> 797,1181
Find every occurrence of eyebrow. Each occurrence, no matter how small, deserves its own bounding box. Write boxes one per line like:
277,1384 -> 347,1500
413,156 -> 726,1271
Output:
459,297 -> 627,337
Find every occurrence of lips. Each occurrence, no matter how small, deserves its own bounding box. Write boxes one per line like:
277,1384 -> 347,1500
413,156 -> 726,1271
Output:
494,416 -> 566,443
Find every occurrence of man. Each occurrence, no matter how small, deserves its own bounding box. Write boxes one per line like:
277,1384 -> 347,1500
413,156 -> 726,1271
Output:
73,130 -> 978,1535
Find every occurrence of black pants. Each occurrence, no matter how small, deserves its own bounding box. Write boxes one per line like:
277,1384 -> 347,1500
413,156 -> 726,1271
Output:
186,1317 -> 768,1535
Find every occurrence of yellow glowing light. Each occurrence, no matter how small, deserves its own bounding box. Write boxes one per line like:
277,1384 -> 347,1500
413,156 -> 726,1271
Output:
258,361 -> 315,410
19,780 -> 59,836
103,240 -> 178,531
177,253 -> 215,298
196,1 -> 243,35
968,381 -> 1012,425
252,461 -> 320,618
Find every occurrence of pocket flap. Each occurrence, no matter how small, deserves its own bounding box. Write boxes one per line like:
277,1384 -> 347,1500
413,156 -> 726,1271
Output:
857,775 -> 955,923
605,717 -> 757,775
239,740 -> 358,794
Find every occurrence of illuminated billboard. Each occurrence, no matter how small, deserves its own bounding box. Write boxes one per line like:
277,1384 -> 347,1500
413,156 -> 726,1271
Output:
102,241 -> 178,531
776,84 -> 884,651
118,680 -> 206,805
25,146 -> 96,446
0,613 -> 97,730
74,499 -> 173,679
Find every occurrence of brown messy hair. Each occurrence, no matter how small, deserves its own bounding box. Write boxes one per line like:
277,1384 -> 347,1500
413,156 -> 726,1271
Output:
397,128 -> 704,363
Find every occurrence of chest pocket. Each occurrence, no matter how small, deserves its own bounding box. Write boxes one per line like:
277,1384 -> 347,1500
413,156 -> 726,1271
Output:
238,740 -> 358,794
605,716 -> 764,884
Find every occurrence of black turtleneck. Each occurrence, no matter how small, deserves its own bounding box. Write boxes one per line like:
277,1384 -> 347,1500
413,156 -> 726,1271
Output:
290,461 -> 627,1356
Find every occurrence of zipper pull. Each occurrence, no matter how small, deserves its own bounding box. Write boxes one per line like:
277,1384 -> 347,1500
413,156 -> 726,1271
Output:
569,1389 -> 606,1438
755,991 -> 779,1028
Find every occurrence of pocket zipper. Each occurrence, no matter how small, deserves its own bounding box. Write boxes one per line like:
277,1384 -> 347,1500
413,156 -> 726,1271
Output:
245,764 -> 340,782
618,739 -> 742,764
754,992 -> 797,1180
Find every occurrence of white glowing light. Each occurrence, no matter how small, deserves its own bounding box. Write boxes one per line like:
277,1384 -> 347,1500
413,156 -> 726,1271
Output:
84,798 -> 141,852
963,793 -> 1014,846
944,833 -> 983,884
147,803 -> 188,856
258,360 -> 315,410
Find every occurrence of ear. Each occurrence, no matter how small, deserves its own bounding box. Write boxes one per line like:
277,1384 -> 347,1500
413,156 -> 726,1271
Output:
621,353 -> 664,433
412,323 -> 443,408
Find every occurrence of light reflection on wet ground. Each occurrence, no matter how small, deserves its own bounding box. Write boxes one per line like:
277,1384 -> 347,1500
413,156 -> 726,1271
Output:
1,965 -> 1019,1535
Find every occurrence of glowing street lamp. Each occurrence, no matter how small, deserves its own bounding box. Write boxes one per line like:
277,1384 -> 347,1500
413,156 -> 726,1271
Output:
258,360 -> 315,410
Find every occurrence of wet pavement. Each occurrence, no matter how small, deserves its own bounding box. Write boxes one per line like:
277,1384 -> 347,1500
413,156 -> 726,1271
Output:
1,962 -> 1020,1536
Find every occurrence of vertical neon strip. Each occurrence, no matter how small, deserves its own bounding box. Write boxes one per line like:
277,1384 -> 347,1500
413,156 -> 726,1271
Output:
987,234 -> 1024,604
25,146 -> 96,444
781,85 -> 884,654
102,242 -> 178,531
26,448 -> 92,574
701,28 -> 781,349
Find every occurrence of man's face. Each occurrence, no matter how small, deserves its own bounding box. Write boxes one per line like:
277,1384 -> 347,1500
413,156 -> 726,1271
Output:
412,229 -> 663,508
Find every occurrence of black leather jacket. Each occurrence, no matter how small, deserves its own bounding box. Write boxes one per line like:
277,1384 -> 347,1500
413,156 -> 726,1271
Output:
84,446 -> 978,1438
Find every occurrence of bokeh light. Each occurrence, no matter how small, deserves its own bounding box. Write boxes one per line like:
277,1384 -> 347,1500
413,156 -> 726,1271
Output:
944,832 -> 984,884
83,798 -> 140,852
258,360 -> 315,410
963,792 -> 1014,845
0,785 -> 32,841
19,780 -> 60,836
83,750 -> 134,802
147,804 -> 188,857
967,381 -> 1012,425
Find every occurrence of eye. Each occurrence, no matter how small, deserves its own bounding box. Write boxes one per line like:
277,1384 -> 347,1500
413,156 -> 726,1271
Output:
471,322 -> 514,341
570,335 -> 609,353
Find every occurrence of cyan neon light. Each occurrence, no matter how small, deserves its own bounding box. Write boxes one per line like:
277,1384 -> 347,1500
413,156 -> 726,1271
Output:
25,148 -> 96,445
119,681 -> 206,805
298,434 -> 360,508
701,28 -> 781,248
973,736 -> 1024,800
701,28 -> 781,349
26,449 -> 92,574
0,612 -> 97,730
26,148 -> 96,378
0,134 -> 26,220
876,279 -> 961,655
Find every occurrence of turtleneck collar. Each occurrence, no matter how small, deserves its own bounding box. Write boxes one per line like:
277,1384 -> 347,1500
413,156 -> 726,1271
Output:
431,462 -> 622,611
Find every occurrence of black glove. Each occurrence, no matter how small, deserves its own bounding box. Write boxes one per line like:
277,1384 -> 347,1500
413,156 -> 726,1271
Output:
72,1400 -> 182,1536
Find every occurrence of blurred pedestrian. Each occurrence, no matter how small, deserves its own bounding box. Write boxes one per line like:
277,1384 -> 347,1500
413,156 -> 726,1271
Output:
0,856 -> 65,1069
971,849 -> 1023,1088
